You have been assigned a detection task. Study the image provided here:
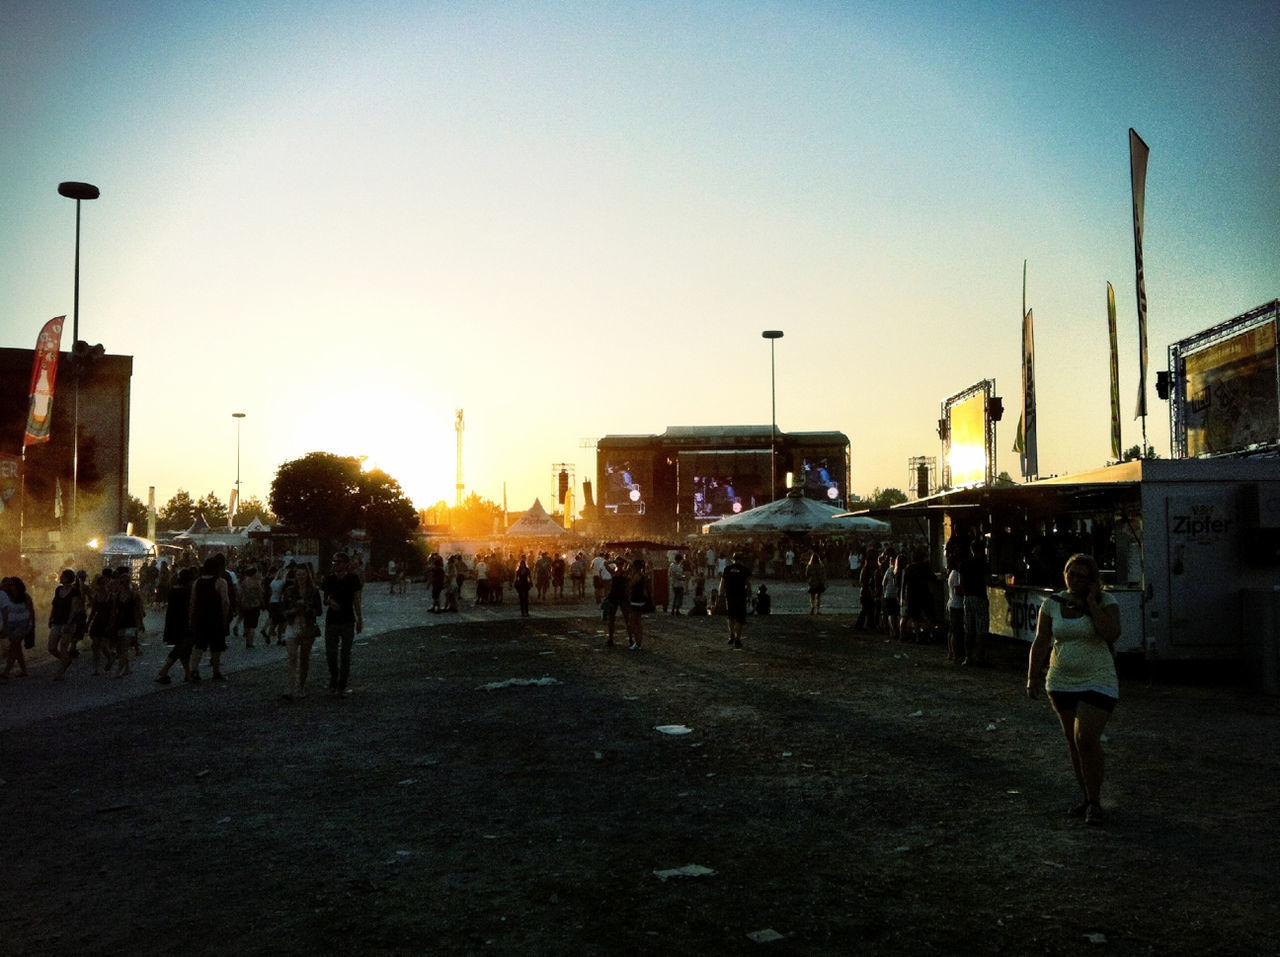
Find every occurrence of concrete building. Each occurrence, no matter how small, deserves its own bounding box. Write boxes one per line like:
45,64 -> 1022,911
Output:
0,346 -> 132,566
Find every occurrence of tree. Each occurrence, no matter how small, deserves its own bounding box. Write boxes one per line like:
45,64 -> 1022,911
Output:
195,491 -> 229,529
993,471 -> 1018,487
358,468 -> 419,567
270,452 -> 418,565
271,453 -> 362,545
446,492 -> 504,538
868,487 -> 908,509
1122,444 -> 1160,461
232,495 -> 276,526
159,489 -> 197,531
125,494 -> 148,534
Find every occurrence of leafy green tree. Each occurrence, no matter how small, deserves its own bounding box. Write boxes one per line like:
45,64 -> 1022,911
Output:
446,492 -> 504,538
868,487 -> 908,509
359,468 -> 419,567
159,489 -> 197,531
232,495 -> 276,526
1122,444 -> 1160,461
125,494 -> 148,533
270,452 -> 418,565
196,491 -> 230,529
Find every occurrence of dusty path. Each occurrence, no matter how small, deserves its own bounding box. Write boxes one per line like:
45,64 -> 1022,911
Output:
2,582 -> 1277,956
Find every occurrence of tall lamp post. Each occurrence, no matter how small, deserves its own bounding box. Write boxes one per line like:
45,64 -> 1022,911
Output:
232,412 -> 246,528
762,329 -> 784,501
58,181 -> 100,530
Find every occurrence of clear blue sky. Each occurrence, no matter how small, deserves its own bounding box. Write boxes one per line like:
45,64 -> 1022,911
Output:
2,0 -> 1276,514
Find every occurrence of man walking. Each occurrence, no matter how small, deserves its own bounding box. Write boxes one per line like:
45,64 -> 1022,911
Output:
323,552 -> 363,696
719,552 -> 751,649
668,554 -> 687,614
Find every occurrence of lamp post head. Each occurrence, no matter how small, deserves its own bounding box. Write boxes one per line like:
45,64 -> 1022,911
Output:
232,412 -> 246,419
761,330 -> 784,340
58,182 -> 100,201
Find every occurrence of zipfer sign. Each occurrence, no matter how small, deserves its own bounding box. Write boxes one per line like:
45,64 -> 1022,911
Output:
1171,503 -> 1230,543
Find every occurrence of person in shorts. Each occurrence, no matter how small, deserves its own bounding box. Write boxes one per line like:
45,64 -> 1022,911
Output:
1026,553 -> 1122,826
49,569 -> 84,681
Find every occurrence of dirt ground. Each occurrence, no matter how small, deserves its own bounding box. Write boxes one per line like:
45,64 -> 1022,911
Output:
2,587 -> 1278,956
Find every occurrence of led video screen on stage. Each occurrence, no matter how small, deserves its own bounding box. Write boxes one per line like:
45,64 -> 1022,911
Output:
943,381 -> 992,489
603,458 -> 649,515
692,474 -> 766,519
801,456 -> 843,505
1181,318 -> 1279,457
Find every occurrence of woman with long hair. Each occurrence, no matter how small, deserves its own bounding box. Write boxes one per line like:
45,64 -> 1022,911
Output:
1,577 -> 35,678
1026,554 -> 1122,825
806,550 -> 828,615
49,570 -> 84,681
281,563 -> 322,700
155,566 -> 197,684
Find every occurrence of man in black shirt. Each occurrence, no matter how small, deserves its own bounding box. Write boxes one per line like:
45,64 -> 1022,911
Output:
323,552 -> 364,695
719,553 -> 752,649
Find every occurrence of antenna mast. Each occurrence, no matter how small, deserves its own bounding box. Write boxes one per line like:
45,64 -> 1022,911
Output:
455,409 -> 465,508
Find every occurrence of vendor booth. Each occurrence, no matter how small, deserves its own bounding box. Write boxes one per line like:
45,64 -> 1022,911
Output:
885,458 -> 1280,662
99,534 -> 158,578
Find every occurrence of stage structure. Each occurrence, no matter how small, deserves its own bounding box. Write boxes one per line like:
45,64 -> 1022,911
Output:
1168,299 -> 1280,460
596,426 -> 850,537
938,380 -> 1001,490
907,455 -> 937,500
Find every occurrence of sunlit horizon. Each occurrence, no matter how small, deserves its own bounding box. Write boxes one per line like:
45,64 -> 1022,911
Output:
3,2 -> 1276,519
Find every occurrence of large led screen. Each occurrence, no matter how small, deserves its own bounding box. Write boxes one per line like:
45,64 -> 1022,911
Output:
692,475 -> 766,519
801,457 -> 843,505
603,459 -> 648,515
947,389 -> 988,488
1184,320 -> 1279,456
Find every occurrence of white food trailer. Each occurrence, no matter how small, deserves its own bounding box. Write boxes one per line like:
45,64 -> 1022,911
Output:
895,458 -> 1280,662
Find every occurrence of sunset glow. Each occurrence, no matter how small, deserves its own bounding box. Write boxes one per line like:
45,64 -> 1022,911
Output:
2,2 -> 1276,514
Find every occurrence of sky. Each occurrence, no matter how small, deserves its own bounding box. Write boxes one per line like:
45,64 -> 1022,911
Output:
2,0 -> 1277,517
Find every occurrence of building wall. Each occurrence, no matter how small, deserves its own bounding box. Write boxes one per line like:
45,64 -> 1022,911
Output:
0,346 -> 132,563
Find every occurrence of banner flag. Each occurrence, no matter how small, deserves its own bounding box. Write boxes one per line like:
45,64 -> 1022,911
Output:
1019,309 -> 1037,478
1107,282 -> 1122,459
228,488 -> 239,529
1130,128 -> 1150,419
1012,261 -> 1029,465
24,316 -> 66,446
54,477 -> 63,520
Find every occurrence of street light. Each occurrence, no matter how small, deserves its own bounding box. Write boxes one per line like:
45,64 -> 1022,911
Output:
232,412 -> 246,527
762,330 -> 784,501
58,181 -> 99,530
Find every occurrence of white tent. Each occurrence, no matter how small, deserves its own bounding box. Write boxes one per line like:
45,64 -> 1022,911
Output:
706,487 -> 891,535
100,534 -> 158,576
102,534 -> 157,558
505,498 -> 569,538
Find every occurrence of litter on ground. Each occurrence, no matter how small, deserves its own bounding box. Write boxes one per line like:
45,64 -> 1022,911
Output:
653,864 -> 716,881
476,677 -> 561,691
654,725 -> 693,735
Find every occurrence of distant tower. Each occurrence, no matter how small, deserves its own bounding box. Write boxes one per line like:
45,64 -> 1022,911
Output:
455,409 -> 465,508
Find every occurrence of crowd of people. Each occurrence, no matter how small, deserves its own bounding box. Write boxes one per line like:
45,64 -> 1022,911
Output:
1,551 -> 365,701
3,535 -> 1121,823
